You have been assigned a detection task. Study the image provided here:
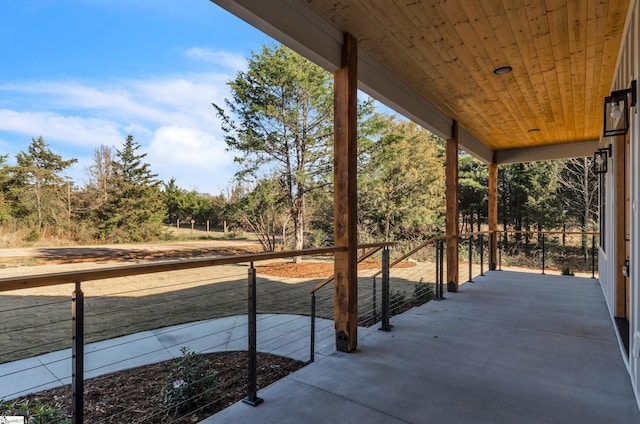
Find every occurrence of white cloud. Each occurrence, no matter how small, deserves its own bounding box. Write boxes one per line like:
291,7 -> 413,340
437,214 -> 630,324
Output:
184,47 -> 246,71
0,67 -> 240,193
0,109 -> 122,147
0,75 -> 228,128
147,126 -> 235,192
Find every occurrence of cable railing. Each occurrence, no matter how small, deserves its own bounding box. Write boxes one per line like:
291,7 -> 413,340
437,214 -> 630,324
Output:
358,236 -> 447,329
458,231 -> 492,284
495,230 -> 598,277
0,247 -> 346,423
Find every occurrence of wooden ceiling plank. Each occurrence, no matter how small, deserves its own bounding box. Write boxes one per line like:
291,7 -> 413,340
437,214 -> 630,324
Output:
584,0 -> 609,139
453,0 -> 539,148
546,0 -> 572,141
525,1 -> 560,139
300,0 -> 631,151
481,2 -> 555,145
398,1 -> 509,143
600,0 -> 631,90
567,0 -> 588,142
363,1 -> 462,113
500,0 -> 559,147
435,0 -> 516,145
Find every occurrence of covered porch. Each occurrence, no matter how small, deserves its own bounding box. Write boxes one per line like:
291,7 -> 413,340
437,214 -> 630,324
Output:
208,270 -> 640,423
209,0 -> 640,410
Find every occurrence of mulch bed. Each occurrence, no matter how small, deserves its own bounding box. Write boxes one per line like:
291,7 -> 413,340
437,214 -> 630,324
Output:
5,351 -> 304,423
257,258 -> 416,278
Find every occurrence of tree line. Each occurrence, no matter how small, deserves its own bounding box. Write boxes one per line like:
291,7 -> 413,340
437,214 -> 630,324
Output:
0,44 -> 598,250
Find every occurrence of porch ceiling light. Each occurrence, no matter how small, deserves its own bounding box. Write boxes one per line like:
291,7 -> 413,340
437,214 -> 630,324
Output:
493,66 -> 512,75
603,80 -> 637,137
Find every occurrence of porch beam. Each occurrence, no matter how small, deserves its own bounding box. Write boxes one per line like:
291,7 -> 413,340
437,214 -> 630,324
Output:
333,32 -> 358,352
446,121 -> 459,292
488,162 -> 498,270
495,140 -> 599,164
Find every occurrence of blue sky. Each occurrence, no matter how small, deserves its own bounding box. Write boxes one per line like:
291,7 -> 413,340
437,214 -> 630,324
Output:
0,0 -> 274,194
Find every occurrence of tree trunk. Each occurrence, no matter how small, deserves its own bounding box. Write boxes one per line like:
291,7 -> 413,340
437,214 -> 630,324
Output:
35,176 -> 43,231
384,207 -> 391,242
502,219 -> 508,243
515,218 -> 522,244
292,187 -> 305,263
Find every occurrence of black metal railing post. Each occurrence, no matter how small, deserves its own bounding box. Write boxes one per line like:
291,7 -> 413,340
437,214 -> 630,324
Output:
243,263 -> 263,406
309,292 -> 316,363
438,240 -> 446,300
435,242 -> 441,300
498,237 -> 503,271
467,236 -> 473,283
379,246 -> 392,331
479,234 -> 484,276
591,234 -> 596,279
541,233 -> 546,274
372,277 -> 377,324
489,232 -> 496,270
72,281 -> 84,424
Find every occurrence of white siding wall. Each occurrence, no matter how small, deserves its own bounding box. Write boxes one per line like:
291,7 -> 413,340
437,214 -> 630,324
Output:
600,0 -> 639,406
630,0 -> 640,400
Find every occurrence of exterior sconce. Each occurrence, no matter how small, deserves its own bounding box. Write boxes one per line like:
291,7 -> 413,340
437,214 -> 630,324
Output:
603,80 -> 637,137
593,144 -> 612,174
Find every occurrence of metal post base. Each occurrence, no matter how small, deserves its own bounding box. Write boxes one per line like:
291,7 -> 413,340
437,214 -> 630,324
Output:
242,396 -> 264,407
336,331 -> 349,352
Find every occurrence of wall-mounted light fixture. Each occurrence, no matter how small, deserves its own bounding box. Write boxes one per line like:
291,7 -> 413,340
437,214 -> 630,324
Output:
603,80 -> 637,137
593,144 -> 612,174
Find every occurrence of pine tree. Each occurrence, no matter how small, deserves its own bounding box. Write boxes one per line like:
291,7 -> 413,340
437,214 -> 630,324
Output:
98,135 -> 165,242
215,44 -> 333,257
359,119 -> 445,241
458,153 -> 488,232
0,154 -> 11,223
8,137 -> 77,234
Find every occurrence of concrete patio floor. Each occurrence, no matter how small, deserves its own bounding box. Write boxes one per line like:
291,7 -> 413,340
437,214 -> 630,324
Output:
206,270 -> 640,424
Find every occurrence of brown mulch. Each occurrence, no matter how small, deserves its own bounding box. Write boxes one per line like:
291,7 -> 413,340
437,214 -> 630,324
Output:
8,351 -> 304,423
256,258 -> 416,278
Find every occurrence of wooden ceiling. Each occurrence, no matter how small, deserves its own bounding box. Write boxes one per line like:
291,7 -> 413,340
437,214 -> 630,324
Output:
303,0 -> 629,151
212,0 -> 631,159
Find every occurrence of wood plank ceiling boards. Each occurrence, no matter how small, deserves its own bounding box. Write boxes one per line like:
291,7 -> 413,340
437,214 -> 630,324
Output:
294,0 -> 630,162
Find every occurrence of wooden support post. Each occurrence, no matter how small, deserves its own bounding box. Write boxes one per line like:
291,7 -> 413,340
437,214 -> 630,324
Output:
333,32 -> 358,352
488,162 -> 498,270
446,122 -> 459,292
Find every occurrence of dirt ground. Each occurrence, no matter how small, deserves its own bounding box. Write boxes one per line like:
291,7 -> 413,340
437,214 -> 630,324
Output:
0,243 -> 422,364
